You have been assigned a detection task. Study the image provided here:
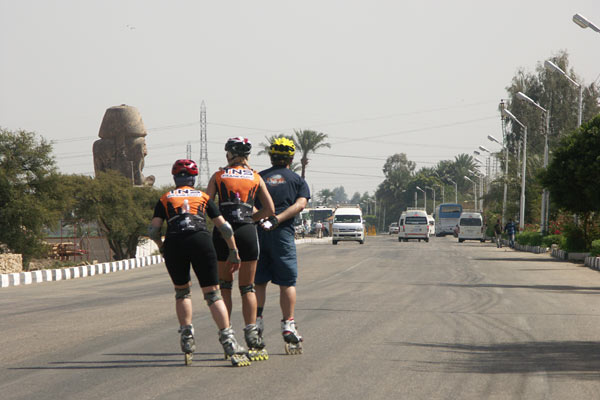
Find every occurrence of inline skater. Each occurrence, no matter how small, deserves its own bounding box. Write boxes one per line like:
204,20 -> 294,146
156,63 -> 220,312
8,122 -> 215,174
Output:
494,219 -> 503,248
148,159 -> 251,367
255,137 -> 310,355
206,137 -> 275,361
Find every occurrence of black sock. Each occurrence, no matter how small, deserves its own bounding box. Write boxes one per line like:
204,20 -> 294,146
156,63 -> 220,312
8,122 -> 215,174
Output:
257,307 -> 263,318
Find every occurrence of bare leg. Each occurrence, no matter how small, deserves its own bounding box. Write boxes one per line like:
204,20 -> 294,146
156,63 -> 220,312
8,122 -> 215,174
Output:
174,282 -> 193,326
201,284 -> 230,330
238,260 -> 258,325
280,285 -> 296,320
255,282 -> 267,310
217,261 -> 233,317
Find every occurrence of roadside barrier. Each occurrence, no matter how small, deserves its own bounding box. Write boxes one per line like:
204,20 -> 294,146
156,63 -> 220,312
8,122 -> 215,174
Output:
0,255 -> 164,288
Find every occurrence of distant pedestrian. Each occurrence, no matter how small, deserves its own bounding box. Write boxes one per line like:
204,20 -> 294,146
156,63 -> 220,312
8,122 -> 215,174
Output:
504,218 -> 516,248
315,221 -> 323,238
494,219 -> 503,248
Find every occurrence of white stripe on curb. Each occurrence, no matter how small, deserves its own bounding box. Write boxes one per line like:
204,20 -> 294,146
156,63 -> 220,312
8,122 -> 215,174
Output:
1,255 -> 165,288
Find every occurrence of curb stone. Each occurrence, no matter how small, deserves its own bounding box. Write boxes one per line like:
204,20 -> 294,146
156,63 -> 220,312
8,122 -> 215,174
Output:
0,255 -> 164,289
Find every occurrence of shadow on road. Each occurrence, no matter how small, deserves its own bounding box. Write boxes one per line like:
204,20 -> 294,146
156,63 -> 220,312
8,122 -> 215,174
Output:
474,257 -> 564,263
394,341 -> 600,379
432,282 -> 600,294
7,353 -> 230,370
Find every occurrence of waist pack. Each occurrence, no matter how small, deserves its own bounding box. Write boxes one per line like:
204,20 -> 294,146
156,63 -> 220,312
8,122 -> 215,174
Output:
220,202 -> 254,224
167,213 -> 207,235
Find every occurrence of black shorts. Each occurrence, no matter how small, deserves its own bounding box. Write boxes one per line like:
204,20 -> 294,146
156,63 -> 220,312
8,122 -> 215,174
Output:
213,223 -> 259,262
163,231 -> 218,287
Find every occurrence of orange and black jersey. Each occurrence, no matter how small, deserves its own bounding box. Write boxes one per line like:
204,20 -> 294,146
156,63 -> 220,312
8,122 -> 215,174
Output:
153,186 -> 221,235
212,165 -> 261,224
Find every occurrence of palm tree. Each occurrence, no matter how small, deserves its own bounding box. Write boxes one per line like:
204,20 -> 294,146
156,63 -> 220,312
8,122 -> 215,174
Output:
294,129 -> 331,179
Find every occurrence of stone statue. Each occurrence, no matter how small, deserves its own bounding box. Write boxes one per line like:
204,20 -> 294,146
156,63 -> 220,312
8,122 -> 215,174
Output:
93,104 -> 154,186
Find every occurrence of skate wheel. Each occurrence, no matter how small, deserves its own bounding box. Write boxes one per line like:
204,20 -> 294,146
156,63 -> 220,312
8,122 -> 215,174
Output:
185,352 -> 193,366
230,354 -> 251,367
284,343 -> 303,355
248,349 -> 268,361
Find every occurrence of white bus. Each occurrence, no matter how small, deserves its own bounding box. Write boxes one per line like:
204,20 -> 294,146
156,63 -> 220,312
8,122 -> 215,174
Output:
434,203 -> 463,236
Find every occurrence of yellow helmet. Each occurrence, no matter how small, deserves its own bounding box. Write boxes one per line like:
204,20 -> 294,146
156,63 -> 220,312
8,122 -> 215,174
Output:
268,137 -> 296,157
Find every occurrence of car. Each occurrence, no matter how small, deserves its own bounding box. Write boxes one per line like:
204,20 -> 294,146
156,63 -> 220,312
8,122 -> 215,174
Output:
332,205 -> 365,245
389,222 -> 399,235
398,208 -> 429,242
457,212 -> 485,243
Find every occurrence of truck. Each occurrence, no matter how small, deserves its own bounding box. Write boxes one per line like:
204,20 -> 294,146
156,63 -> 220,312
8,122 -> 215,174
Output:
331,204 -> 365,245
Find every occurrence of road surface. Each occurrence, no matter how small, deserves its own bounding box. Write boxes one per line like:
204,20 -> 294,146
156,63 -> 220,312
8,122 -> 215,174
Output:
2,235 -> 600,399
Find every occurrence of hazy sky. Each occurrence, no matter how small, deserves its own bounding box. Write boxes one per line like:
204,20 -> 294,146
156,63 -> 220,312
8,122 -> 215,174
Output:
1,1 -> 598,197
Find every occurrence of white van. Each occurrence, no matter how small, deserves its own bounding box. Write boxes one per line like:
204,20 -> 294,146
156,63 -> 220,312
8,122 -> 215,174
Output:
398,209 -> 429,242
457,212 -> 485,243
397,212 -> 406,241
427,215 -> 435,237
332,205 -> 365,245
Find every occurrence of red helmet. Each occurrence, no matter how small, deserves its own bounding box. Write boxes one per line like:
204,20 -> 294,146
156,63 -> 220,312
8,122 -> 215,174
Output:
171,159 -> 198,176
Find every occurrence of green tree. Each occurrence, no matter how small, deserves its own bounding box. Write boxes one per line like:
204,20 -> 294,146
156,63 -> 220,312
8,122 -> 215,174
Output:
65,171 -> 162,260
0,128 -> 66,269
317,188 -> 334,205
331,186 -> 348,204
293,129 -> 331,179
540,115 -> 600,248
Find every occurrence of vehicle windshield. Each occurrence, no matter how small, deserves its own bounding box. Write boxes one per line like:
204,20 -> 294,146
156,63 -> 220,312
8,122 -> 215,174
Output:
390,223 -> 398,227
460,218 -> 482,226
438,204 -> 462,218
334,215 -> 361,223
405,216 -> 427,225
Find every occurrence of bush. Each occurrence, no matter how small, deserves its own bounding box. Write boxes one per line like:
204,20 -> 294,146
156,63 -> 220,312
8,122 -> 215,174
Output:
591,240 -> 600,257
541,234 -> 563,248
562,224 -> 587,252
516,231 -> 543,246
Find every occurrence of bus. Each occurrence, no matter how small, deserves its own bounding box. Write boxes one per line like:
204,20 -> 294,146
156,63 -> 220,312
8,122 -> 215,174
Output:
307,206 -> 335,236
434,203 -> 463,236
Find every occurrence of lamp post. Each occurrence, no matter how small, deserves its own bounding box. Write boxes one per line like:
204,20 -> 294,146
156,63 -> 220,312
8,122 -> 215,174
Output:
545,60 -> 583,127
516,91 -> 550,233
479,145 -> 492,189
573,13 -> 600,33
425,186 -> 435,214
503,108 -> 527,231
434,183 -> 444,204
489,133 -> 509,225
446,177 -> 458,204
464,176 -> 477,210
416,186 -> 426,211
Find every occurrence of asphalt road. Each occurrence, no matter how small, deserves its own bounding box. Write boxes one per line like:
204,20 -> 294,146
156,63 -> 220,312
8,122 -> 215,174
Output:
3,235 -> 600,399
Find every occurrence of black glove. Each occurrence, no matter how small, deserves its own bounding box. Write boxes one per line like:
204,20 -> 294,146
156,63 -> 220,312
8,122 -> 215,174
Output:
260,215 -> 279,231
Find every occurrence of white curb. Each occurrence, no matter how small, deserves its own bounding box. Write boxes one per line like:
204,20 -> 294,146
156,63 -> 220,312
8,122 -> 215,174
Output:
1,255 -> 165,288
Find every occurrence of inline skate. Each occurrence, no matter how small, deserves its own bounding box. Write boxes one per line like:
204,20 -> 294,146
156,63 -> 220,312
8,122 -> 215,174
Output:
219,327 -> 251,367
178,324 -> 195,366
244,323 -> 268,361
281,318 -> 303,355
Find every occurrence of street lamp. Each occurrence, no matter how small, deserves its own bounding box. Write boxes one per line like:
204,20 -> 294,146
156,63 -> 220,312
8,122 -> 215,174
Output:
489,133 -> 509,225
434,183 -> 444,204
544,60 -> 583,127
573,13 -> 600,33
516,91 -> 550,233
502,108 -> 527,231
416,186 -> 426,211
464,176 -> 477,210
445,177 -> 458,204
425,186 -> 435,214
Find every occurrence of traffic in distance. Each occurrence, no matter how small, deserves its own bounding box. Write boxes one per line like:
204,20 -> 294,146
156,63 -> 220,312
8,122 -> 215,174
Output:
294,202 -> 488,245
391,203 -> 488,244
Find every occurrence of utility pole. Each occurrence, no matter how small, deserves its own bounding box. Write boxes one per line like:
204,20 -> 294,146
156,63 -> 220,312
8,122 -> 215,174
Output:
186,142 -> 192,159
198,101 -> 210,188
